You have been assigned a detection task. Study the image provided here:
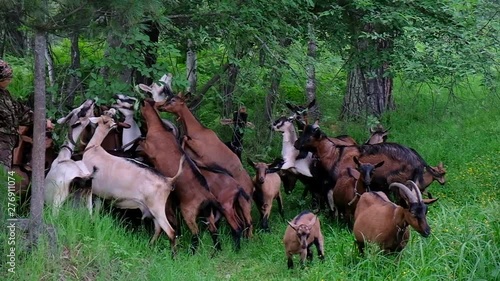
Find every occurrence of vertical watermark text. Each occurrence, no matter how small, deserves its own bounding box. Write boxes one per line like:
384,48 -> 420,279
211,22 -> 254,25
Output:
6,170 -> 17,274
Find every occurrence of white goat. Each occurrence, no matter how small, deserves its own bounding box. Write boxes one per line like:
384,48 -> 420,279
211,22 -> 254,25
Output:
113,94 -> 178,148
82,113 -> 183,244
271,116 -> 313,177
45,99 -> 96,215
112,94 -> 143,151
138,73 -> 173,102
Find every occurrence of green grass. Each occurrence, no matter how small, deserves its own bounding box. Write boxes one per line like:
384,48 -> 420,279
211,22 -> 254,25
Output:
1,78 -> 499,280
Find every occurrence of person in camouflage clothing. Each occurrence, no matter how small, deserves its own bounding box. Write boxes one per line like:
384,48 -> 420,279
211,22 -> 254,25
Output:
0,59 -> 33,172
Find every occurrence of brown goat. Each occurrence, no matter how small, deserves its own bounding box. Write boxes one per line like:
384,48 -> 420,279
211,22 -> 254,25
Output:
11,122 -> 57,205
195,165 -> 253,250
420,162 -> 447,198
330,157 -> 384,225
283,211 -> 325,269
353,181 -> 437,254
295,125 -> 441,196
247,159 -> 284,232
140,100 -> 221,253
365,125 -> 389,145
157,93 -> 254,237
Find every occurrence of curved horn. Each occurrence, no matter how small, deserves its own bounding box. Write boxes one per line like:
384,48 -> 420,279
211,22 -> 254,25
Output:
389,182 -> 418,204
67,124 -> 77,146
369,126 -> 375,133
406,180 -> 423,202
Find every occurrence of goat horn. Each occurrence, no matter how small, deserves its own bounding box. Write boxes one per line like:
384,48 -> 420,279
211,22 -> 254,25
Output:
389,182 -> 418,204
405,180 -> 423,202
67,126 -> 77,146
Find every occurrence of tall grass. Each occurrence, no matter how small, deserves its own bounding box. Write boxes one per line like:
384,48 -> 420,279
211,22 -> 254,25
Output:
1,79 -> 499,281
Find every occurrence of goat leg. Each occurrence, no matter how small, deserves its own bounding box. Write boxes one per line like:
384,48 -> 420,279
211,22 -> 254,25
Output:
190,234 -> 200,255
287,255 -> 294,269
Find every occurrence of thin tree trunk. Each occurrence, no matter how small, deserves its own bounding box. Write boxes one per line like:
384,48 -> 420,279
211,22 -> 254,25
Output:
265,69 -> 281,122
186,39 -> 197,95
29,30 -> 47,246
45,37 -> 55,89
306,25 -> 320,121
222,63 -> 239,117
66,32 -> 81,107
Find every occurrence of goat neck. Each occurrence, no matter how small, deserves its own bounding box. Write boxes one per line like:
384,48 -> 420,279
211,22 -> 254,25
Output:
314,138 -> 338,173
172,103 -> 204,136
86,122 -> 114,148
121,111 -> 142,151
141,102 -> 166,133
282,124 -> 298,144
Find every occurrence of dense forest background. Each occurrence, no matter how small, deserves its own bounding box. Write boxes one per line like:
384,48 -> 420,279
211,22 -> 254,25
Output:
0,1 -> 498,280
2,0 -> 497,128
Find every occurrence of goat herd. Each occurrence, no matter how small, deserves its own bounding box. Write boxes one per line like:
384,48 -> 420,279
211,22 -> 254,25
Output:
12,74 -> 447,269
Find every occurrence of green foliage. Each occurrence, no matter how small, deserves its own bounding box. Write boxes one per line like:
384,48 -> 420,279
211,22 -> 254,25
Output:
1,79 -> 498,281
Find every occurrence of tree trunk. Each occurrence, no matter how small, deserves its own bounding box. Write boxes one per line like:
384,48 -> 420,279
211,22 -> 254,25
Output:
186,39 -> 197,95
65,32 -> 81,107
29,30 -> 47,246
222,63 -> 239,117
265,69 -> 281,122
135,20 -> 159,85
340,64 -> 394,120
1,3 -> 26,57
340,24 -> 395,121
306,25 -> 320,121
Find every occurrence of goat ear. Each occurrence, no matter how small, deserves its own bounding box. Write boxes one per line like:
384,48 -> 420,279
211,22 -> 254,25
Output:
285,101 -> 296,111
347,167 -> 360,180
308,216 -> 317,228
423,198 -> 438,205
375,161 -> 385,168
287,221 -> 297,231
57,116 -> 67,124
312,119 -> 320,128
438,162 -> 444,169
21,135 -> 33,143
353,156 -> 360,167
138,84 -> 153,93
246,158 -> 256,168
89,117 -> 100,124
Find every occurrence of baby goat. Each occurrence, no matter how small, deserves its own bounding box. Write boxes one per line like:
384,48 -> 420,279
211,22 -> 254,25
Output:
283,211 -> 325,269
353,181 -> 437,254
248,159 -> 284,232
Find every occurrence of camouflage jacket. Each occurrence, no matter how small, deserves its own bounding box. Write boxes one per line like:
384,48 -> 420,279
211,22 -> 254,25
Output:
0,88 -> 33,136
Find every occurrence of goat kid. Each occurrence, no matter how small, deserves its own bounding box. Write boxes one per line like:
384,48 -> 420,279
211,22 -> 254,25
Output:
283,211 -> 325,269
353,180 -> 437,254
83,113 -> 183,247
247,159 -> 284,232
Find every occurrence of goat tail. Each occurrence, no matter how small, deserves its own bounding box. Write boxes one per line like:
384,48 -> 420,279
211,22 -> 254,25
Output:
233,187 -> 252,231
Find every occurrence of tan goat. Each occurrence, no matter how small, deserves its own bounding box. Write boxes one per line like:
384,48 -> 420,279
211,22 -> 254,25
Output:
248,159 -> 284,231
82,114 -> 184,248
283,211 -> 325,269
353,181 -> 437,254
